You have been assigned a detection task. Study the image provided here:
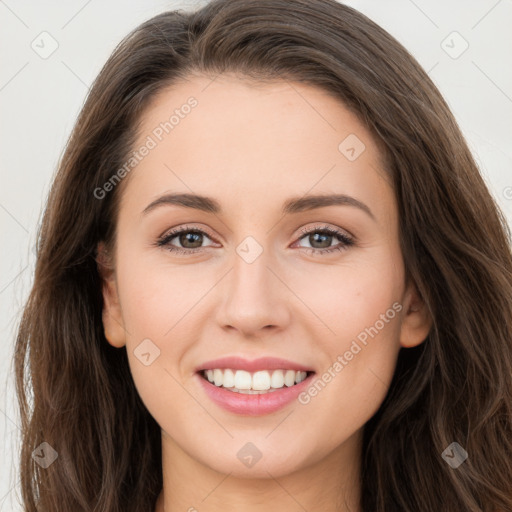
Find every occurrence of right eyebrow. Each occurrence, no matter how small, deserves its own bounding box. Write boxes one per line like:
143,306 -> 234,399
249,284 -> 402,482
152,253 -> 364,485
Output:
142,193 -> 221,216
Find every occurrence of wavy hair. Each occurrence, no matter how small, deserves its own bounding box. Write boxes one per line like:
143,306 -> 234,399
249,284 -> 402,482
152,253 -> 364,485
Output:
14,0 -> 512,510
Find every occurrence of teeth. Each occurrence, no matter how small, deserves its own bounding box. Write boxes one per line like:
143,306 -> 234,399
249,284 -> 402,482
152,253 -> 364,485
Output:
202,368 -> 309,392
223,369 -> 235,388
271,370 -> 284,388
252,370 -> 270,391
234,370 -> 252,390
284,369 -> 296,387
213,369 -> 223,387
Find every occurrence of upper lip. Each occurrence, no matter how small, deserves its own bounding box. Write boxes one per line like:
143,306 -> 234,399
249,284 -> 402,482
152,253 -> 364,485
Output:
196,356 -> 315,373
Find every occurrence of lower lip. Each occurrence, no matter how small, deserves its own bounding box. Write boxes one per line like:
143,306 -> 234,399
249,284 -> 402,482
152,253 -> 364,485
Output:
196,372 -> 315,416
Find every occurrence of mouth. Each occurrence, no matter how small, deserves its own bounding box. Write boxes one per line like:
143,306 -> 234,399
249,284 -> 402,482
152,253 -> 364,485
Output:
198,368 -> 316,394
195,356 -> 316,415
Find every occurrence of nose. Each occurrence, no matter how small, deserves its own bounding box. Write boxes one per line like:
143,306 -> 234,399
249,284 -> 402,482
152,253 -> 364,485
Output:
214,244 -> 291,338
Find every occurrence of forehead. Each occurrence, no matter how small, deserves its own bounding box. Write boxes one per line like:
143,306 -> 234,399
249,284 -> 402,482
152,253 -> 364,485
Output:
119,73 -> 392,219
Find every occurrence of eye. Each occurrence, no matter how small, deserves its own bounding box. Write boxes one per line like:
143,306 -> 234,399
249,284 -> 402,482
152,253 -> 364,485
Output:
155,225 -> 217,255
294,224 -> 355,256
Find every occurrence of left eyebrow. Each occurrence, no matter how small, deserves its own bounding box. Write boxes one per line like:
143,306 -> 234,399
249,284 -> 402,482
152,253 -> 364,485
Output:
282,193 -> 376,221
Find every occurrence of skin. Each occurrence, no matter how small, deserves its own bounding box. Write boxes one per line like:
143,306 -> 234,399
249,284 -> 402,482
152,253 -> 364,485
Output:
97,74 -> 432,512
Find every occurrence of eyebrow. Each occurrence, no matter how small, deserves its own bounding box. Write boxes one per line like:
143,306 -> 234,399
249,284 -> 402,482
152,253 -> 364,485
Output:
142,192 -> 376,221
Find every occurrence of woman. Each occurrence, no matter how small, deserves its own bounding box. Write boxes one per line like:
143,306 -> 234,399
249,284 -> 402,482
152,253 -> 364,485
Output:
14,0 -> 512,510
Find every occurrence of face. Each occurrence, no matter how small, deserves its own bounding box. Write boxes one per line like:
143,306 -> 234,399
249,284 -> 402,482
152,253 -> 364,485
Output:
98,73 -> 431,479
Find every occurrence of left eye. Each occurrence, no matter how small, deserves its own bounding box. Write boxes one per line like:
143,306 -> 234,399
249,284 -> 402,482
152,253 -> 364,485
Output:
294,225 -> 355,255
156,224 -> 354,256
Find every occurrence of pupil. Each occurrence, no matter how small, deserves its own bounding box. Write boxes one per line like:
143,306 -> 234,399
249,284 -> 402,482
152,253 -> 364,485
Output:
181,232 -> 202,248
311,233 -> 331,248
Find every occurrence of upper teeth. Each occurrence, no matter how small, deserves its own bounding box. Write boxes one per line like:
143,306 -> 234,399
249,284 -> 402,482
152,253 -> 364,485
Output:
203,369 -> 308,392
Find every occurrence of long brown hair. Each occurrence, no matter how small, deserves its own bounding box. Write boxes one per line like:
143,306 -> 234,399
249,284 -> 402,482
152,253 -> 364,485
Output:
14,0 -> 512,510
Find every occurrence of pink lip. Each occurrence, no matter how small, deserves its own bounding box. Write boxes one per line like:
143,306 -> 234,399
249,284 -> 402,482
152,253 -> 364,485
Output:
196,356 -> 314,373
196,371 -> 315,416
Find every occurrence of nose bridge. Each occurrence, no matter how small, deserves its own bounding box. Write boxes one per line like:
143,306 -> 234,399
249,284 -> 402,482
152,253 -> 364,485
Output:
234,237 -> 271,296
215,234 -> 290,334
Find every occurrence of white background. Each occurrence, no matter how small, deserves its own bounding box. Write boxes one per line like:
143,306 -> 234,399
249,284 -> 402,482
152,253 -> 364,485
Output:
1,0 -> 511,509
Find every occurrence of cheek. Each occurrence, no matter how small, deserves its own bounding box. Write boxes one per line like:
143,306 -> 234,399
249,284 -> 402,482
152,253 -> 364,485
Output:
113,250 -> 207,415
292,248 -> 403,428
290,243 -> 403,346
116,248 -> 208,344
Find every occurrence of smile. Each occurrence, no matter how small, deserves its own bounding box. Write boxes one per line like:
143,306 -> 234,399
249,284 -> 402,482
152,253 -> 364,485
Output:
201,368 -> 311,394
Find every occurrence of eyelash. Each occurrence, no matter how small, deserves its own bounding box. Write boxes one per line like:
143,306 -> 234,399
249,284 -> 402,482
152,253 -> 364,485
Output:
155,224 -> 355,256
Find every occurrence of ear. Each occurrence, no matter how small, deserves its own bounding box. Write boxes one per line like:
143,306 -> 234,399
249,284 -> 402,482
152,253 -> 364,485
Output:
399,278 -> 432,348
96,241 -> 127,348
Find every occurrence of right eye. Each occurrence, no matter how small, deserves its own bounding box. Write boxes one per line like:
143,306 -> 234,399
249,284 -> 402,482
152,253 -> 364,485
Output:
156,225 -> 217,254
